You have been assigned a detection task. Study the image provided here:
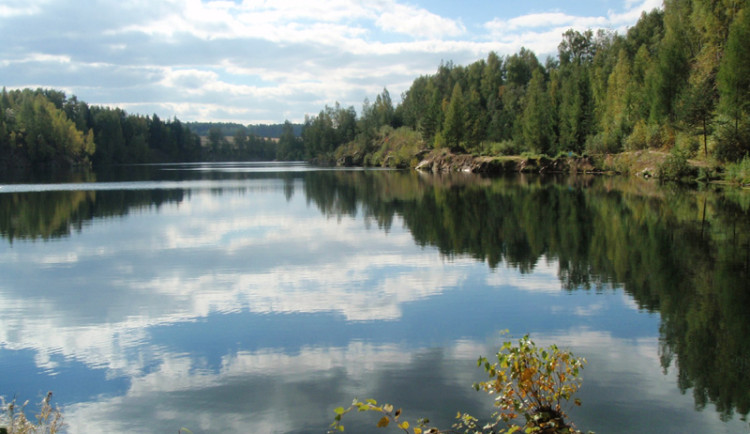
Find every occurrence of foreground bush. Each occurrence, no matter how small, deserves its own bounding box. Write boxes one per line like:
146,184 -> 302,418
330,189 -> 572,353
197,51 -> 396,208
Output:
330,334 -> 587,434
0,392 -> 63,434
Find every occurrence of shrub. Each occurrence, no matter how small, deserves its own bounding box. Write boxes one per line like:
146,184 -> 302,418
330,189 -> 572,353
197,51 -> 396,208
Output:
489,140 -> 522,156
626,120 -> 667,151
585,133 -> 620,154
713,122 -> 750,162
624,120 -> 649,151
725,155 -> 750,185
329,335 -> 587,434
656,148 -> 696,182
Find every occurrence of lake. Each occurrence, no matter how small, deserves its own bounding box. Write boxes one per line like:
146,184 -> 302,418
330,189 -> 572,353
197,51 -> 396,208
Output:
0,162 -> 748,433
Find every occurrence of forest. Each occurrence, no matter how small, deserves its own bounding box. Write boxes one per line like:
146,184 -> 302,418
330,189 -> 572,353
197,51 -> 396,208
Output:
186,122 -> 303,139
1,0 -> 748,172
0,89 -> 306,169
301,0 -> 750,168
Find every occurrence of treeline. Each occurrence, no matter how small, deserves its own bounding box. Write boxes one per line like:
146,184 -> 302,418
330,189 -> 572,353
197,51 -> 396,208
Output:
0,89 -> 307,169
202,120 -> 304,161
0,88 -> 203,167
0,88 -> 95,167
186,122 -> 303,139
301,0 -> 750,164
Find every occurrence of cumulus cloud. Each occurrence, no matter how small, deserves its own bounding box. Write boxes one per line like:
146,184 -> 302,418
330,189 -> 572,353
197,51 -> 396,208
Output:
375,2 -> 465,39
484,0 -> 663,55
0,0 -> 658,122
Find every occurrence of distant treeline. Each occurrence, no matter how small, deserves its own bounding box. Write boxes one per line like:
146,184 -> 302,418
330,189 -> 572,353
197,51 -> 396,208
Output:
199,120 -> 304,161
300,0 -> 750,164
186,122 -> 303,138
0,88 -> 305,168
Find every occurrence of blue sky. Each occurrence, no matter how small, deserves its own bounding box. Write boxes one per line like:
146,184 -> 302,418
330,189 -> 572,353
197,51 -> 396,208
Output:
0,0 -> 662,124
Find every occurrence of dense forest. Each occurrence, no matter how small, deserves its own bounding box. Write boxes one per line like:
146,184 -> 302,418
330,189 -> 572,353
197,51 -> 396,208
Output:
301,0 -> 750,167
0,88 -> 203,167
0,89 -> 306,169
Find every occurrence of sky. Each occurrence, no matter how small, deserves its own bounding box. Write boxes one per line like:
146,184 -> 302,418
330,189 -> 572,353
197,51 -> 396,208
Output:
0,0 -> 663,124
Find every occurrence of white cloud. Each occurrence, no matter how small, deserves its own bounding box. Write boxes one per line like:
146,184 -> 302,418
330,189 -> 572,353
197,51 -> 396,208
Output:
484,0 -> 664,56
375,2 -> 465,39
0,186 -> 478,374
0,1 -> 44,18
486,258 -> 563,294
57,329 -> 746,434
0,0 -> 660,122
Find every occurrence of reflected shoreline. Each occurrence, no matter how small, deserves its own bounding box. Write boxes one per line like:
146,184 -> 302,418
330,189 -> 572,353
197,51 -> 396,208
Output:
0,163 -> 748,432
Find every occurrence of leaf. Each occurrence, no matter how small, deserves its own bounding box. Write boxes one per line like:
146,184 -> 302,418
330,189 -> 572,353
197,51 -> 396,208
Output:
377,416 -> 390,428
414,428 -> 422,434
334,407 -> 346,415
397,421 -> 409,430
366,399 -> 378,405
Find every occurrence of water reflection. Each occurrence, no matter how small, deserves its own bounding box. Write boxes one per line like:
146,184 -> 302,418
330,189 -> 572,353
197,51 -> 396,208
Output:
0,165 -> 748,433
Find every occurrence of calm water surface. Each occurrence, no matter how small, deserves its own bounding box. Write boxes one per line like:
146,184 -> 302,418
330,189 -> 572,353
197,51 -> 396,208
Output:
0,162 -> 748,433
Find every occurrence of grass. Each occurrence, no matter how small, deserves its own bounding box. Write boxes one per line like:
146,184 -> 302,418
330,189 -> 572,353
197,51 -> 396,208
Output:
0,392 -> 63,434
725,155 -> 750,186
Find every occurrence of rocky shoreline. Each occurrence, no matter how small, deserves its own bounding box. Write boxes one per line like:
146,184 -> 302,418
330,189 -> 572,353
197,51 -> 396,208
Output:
331,148 -> 714,181
412,150 -> 600,174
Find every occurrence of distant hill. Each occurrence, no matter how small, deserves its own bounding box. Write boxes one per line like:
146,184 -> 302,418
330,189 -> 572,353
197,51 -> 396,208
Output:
186,122 -> 303,138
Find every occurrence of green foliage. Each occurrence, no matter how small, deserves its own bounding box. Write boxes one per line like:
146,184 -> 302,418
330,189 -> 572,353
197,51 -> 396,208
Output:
657,148 -> 697,182
442,83 -> 466,149
461,335 -> 586,434
624,119 -> 661,151
0,88 -> 213,169
717,8 -> 750,132
521,69 -> 554,155
713,120 -> 750,162
297,0 -> 750,167
277,120 -> 305,160
329,399 -> 438,434
489,140 -> 522,156
365,126 -> 424,168
584,133 -> 619,155
724,155 -> 750,185
674,131 -> 700,159
0,392 -> 63,434
329,335 -> 586,434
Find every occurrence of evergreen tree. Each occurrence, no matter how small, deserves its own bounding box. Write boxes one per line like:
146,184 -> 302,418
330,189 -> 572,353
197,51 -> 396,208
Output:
601,49 -> 634,151
442,83 -> 466,149
716,6 -> 750,160
521,69 -> 555,155
278,120 -> 303,160
420,80 -> 443,145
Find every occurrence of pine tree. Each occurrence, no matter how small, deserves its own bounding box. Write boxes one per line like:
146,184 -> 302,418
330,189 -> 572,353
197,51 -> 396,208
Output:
717,7 -> 750,131
442,83 -> 466,149
521,69 -> 555,154
716,6 -> 750,160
